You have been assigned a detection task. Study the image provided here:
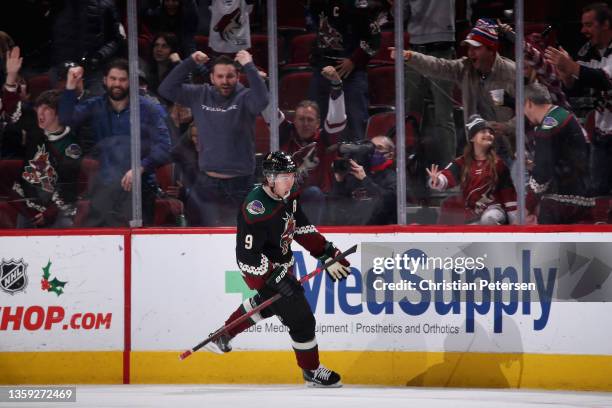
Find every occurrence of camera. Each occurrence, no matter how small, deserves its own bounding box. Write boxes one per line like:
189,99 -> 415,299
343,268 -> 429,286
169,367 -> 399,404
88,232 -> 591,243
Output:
332,140 -> 374,175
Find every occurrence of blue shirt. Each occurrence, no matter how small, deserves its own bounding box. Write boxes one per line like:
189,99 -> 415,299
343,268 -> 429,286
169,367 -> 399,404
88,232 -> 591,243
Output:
59,90 -> 171,183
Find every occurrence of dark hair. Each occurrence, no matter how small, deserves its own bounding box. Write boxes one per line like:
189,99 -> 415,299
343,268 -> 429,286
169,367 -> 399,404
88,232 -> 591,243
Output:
0,31 -> 15,56
211,55 -> 239,72
151,32 -> 180,57
34,89 -> 61,111
583,2 -> 612,27
104,58 -> 129,76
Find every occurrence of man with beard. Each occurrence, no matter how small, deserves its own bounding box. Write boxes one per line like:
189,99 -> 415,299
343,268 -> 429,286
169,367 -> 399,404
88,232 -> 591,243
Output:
159,50 -> 268,226
59,59 -> 171,226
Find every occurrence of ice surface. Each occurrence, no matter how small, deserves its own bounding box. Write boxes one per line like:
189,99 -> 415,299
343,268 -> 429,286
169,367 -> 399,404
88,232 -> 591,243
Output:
2,385 -> 611,408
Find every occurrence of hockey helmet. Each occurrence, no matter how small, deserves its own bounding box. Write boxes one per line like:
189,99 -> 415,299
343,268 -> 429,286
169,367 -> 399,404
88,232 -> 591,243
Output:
262,151 -> 297,176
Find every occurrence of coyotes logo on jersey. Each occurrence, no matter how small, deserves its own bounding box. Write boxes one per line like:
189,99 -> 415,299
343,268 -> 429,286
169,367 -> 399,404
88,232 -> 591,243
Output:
317,14 -> 343,51
22,145 -> 58,193
280,212 -> 296,255
214,7 -> 243,42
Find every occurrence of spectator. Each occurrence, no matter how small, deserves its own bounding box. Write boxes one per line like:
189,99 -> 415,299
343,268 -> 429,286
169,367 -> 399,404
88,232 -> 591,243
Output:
307,0 -> 386,141
158,50 -> 269,226
169,121 -> 200,223
1,45 -> 27,159
263,65 -> 347,224
145,0 -> 199,58
59,59 -> 171,227
544,2 -> 612,196
428,115 -> 518,225
209,0 -> 255,54
48,0 -> 124,96
1,44 -> 22,126
140,32 -> 182,101
391,18 -> 516,164
0,31 -> 16,86
390,0 -> 457,166
7,90 -> 82,228
328,136 -> 397,225
497,24 -> 571,111
523,83 -> 594,224
167,102 -> 193,145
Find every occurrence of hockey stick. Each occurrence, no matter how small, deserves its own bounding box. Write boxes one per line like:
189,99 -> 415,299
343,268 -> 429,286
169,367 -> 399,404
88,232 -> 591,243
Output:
179,244 -> 358,360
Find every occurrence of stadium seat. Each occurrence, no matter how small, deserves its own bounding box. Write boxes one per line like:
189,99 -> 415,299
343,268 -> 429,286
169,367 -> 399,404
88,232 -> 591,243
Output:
255,116 -> 270,153
368,65 -> 396,107
73,158 -> 99,227
0,160 -> 23,228
194,35 -> 214,56
436,194 -> 467,225
366,111 -> 396,139
249,34 -> 286,71
0,160 -> 24,198
284,33 -> 317,69
369,31 -> 410,66
279,69 -> 312,111
278,1 -> 307,31
0,201 -> 18,228
27,74 -> 52,101
154,163 -> 184,226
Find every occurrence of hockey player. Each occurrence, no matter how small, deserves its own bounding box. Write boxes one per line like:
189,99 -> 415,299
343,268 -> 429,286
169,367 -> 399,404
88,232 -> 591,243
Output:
205,151 -> 351,387
427,114 -> 518,225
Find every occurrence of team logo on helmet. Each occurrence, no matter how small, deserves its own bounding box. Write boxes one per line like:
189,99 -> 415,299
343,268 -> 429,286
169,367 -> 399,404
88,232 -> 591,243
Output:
0,259 -> 28,294
246,200 -> 265,215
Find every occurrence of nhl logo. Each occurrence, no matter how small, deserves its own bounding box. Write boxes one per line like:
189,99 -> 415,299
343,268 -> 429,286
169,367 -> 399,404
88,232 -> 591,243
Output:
0,259 -> 28,294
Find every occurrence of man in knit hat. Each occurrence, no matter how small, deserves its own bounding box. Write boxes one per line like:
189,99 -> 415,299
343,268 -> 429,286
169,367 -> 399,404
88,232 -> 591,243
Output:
390,18 -> 516,159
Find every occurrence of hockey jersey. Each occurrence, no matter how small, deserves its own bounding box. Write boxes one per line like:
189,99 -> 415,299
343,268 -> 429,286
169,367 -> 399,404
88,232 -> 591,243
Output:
236,184 -> 328,290
434,155 -> 517,218
307,0 -> 386,69
8,125 -> 82,222
528,105 -> 594,209
209,0 -> 254,53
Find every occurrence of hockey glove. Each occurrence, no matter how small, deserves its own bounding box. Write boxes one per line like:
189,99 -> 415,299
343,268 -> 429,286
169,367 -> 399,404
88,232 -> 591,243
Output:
318,242 -> 351,281
266,266 -> 300,297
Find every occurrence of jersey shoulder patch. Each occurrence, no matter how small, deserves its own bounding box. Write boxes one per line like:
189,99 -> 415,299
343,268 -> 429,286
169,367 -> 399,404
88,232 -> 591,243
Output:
540,106 -> 569,131
242,185 -> 282,223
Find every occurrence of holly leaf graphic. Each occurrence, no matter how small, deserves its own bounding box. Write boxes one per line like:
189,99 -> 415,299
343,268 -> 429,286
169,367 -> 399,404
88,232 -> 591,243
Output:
42,260 -> 52,280
48,277 -> 67,296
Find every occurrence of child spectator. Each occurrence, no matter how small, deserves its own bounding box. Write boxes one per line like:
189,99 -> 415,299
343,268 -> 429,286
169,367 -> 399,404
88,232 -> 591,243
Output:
428,114 -> 518,225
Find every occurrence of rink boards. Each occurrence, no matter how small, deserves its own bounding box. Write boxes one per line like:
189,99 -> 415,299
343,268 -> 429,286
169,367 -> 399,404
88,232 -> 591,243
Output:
1,227 -> 611,391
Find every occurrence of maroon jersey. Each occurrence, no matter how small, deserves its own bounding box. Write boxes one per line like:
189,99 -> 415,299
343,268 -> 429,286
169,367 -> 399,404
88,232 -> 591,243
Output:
440,156 -> 517,216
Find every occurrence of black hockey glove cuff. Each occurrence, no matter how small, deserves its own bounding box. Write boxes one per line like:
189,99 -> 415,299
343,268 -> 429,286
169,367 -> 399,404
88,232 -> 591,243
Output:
266,266 -> 300,297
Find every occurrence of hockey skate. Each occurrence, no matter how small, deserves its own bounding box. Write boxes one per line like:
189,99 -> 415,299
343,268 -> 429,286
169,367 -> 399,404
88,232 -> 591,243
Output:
203,332 -> 232,354
302,364 -> 342,388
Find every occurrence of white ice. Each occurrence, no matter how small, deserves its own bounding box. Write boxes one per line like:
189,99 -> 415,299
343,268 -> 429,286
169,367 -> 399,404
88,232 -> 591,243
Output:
2,385 -> 612,408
